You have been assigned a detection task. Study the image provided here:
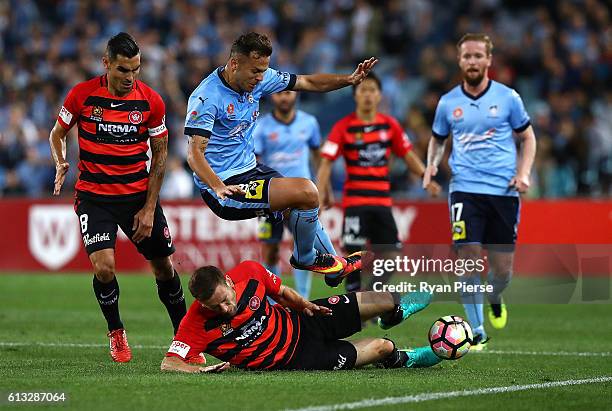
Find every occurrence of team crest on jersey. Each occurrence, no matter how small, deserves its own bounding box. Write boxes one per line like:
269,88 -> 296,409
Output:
488,105 -> 498,117
453,107 -> 463,119
249,296 -> 261,311
91,106 -> 103,121
129,110 -> 143,124
269,132 -> 278,141
220,322 -> 233,336
227,103 -> 235,115
328,295 -> 340,305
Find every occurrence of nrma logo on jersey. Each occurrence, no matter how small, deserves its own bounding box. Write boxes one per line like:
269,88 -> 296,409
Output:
29,205 -> 80,270
98,123 -> 138,137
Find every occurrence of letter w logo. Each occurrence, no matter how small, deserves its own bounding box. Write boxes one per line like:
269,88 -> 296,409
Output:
28,205 -> 80,270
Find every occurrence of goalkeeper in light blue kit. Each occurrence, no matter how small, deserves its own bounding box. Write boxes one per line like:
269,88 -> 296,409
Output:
253,90 -> 321,298
423,33 -> 537,349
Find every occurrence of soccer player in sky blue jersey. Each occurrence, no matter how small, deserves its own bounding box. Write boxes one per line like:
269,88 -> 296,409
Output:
253,90 -> 321,298
185,32 -> 377,281
423,34 -> 537,349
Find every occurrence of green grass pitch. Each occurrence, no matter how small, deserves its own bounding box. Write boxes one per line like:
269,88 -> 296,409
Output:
1,273 -> 611,411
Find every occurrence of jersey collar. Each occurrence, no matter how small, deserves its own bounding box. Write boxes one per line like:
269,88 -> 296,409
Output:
461,79 -> 492,100
217,67 -> 246,96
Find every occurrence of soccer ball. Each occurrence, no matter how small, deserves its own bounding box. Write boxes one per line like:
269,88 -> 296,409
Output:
428,315 -> 473,360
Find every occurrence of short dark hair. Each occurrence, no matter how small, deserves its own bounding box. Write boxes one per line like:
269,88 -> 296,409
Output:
353,71 -> 382,94
189,266 -> 226,302
106,32 -> 140,61
230,32 -> 273,58
457,33 -> 493,56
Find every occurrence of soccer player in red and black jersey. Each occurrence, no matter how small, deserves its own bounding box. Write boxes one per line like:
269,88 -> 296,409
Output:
317,72 -> 441,291
160,261 -> 442,373
49,33 -> 187,363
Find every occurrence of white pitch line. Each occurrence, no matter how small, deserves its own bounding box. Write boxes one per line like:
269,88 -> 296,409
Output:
0,341 -> 167,349
2,342 -> 611,357
286,376 -> 612,411
473,349 -> 612,357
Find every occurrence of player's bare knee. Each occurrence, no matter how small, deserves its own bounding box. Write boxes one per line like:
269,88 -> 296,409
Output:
376,338 -> 395,358
151,257 -> 174,281
296,179 -> 319,209
93,259 -> 116,282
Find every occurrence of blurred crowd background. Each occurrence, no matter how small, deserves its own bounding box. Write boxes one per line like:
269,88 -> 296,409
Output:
0,0 -> 610,199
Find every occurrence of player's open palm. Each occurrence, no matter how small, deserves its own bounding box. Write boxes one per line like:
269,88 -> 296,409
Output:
53,162 -> 70,196
132,207 -> 154,243
349,57 -> 378,85
200,361 -> 230,373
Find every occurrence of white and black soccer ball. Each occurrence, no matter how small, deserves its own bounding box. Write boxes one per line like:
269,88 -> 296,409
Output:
428,315 -> 473,360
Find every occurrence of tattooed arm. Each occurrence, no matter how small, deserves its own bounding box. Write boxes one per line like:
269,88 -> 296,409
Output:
186,135 -> 244,200
132,136 -> 168,243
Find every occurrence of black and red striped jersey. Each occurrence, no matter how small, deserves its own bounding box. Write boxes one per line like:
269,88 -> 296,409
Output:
321,112 -> 413,208
57,75 -> 168,200
165,261 -> 301,370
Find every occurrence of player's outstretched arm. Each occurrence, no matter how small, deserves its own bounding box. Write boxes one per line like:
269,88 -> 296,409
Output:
187,135 -> 245,200
422,136 -> 447,190
272,285 -> 332,317
49,121 -> 70,196
161,356 -> 229,374
510,125 -> 537,193
293,57 -> 378,92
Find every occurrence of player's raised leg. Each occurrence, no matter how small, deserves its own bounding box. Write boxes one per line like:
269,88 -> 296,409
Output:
353,291 -> 432,327
90,249 -> 131,363
269,177 -> 362,277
